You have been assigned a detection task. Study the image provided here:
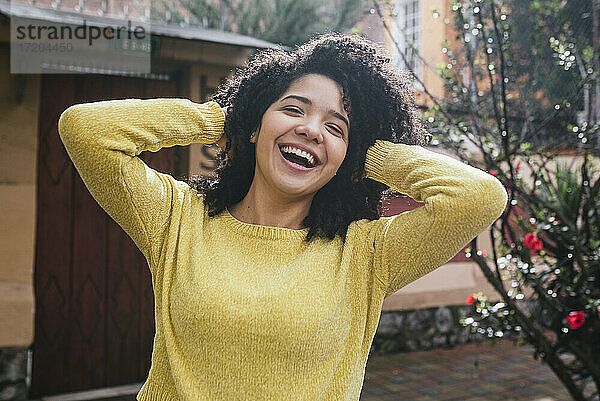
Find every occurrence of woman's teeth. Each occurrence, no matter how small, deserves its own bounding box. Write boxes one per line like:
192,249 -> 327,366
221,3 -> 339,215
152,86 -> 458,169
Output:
280,146 -> 316,167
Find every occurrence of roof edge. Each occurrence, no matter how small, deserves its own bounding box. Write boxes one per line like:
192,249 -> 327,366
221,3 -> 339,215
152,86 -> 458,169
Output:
0,0 -> 289,50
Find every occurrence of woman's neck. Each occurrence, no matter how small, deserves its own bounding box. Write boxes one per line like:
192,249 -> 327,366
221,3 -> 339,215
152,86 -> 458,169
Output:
228,185 -> 313,230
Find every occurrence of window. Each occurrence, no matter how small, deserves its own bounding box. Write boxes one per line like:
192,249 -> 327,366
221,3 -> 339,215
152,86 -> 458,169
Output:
391,0 -> 422,82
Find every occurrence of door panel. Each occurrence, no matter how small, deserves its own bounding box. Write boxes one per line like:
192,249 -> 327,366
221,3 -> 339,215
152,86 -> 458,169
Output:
33,74 -> 180,397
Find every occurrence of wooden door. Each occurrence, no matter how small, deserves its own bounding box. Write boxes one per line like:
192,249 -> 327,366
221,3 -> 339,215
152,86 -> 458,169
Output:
32,74 -> 181,397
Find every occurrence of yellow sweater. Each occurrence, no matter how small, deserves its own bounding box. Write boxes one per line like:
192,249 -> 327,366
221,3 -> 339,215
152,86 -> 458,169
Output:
58,99 -> 507,401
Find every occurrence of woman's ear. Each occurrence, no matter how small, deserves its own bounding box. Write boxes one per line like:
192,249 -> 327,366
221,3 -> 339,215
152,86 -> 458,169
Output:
249,122 -> 262,143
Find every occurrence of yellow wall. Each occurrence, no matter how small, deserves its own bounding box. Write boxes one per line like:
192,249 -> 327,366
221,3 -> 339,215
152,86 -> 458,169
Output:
0,44 -> 38,347
415,0 -> 449,105
383,0 -> 454,106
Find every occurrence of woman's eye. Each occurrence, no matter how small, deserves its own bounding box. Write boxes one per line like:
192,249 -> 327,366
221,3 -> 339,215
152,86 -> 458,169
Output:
327,125 -> 343,136
283,107 -> 302,114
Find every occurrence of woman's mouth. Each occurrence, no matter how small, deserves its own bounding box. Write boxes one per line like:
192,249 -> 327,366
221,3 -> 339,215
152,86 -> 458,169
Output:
278,145 -> 318,171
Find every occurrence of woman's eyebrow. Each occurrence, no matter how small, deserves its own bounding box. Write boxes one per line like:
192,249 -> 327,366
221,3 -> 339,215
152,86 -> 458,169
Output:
281,94 -> 312,105
331,111 -> 349,130
281,94 -> 349,130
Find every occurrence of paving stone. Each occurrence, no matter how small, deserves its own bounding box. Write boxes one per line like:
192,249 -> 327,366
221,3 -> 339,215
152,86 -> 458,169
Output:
417,386 -> 440,395
527,374 -> 550,383
364,384 -> 392,395
514,386 -> 541,396
467,386 -> 488,395
436,375 -> 458,384
388,375 -> 410,384
360,338 -> 568,401
483,374 -> 503,382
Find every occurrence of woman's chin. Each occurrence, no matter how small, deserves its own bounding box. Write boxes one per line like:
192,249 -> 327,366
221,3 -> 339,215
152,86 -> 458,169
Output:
270,175 -> 322,197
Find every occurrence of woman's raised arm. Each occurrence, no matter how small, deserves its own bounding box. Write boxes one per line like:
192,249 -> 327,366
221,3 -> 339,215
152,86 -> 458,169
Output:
360,139 -> 508,299
58,98 -> 225,261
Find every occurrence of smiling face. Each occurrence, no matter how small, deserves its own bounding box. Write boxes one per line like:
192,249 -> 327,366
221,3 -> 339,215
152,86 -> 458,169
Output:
249,73 -> 350,201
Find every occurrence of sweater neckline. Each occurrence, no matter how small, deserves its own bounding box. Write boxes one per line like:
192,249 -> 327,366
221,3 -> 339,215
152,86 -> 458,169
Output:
222,207 -> 309,241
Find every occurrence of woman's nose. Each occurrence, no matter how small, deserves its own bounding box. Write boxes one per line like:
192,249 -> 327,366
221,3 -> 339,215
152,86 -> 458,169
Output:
294,122 -> 323,143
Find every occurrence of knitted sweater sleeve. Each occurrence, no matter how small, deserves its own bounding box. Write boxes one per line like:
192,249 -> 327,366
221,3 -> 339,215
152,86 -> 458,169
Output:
361,139 -> 508,299
58,98 -> 225,262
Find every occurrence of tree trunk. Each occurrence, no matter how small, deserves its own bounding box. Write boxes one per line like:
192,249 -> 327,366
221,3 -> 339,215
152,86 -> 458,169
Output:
593,0 -> 599,135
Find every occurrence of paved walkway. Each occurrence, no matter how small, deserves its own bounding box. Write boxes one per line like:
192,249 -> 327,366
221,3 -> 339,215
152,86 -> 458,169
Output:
83,339 -> 575,401
360,338 -> 573,401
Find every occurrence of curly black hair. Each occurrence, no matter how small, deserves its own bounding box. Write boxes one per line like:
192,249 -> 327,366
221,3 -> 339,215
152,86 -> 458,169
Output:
189,32 -> 427,242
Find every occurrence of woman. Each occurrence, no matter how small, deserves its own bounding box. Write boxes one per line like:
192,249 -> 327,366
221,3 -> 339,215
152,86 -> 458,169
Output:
58,33 -> 507,401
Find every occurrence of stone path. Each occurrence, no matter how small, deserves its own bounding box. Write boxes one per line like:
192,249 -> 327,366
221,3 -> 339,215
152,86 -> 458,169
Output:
360,338 -> 575,400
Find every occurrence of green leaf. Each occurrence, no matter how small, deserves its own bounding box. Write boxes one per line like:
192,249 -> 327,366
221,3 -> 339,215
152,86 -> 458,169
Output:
520,142 -> 532,151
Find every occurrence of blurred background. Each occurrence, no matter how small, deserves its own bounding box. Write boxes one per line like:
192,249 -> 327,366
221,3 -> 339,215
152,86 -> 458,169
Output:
1,0 -> 598,400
